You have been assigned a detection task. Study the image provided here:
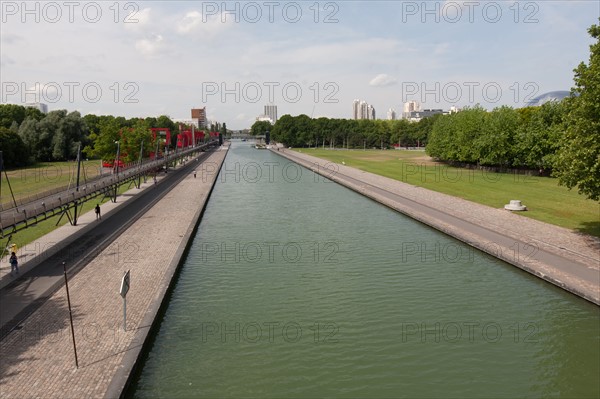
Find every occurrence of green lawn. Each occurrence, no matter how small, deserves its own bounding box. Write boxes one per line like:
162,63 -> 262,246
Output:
0,160 -> 130,248
6,196 -> 112,250
296,149 -> 600,237
1,160 -> 105,207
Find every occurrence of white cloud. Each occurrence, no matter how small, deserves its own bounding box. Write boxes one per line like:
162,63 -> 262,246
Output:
124,8 -> 153,32
369,74 -> 398,87
135,34 -> 166,57
176,10 -> 231,36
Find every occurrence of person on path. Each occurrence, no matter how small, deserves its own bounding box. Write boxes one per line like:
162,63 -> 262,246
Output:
9,252 -> 19,274
95,204 -> 101,220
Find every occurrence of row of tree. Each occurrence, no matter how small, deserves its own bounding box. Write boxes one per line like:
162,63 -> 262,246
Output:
252,115 -> 438,149
426,103 -> 564,170
247,21 -> 598,200
428,21 -> 599,201
252,105 -> 562,172
0,105 -> 189,168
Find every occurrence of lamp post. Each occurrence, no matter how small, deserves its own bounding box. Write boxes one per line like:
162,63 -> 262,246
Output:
114,141 -> 121,175
113,140 -> 120,202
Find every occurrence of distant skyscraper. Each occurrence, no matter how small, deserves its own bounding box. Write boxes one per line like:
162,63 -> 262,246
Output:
191,107 -> 207,128
367,104 -> 376,120
24,102 -> 48,113
360,101 -> 368,119
403,101 -> 421,118
352,99 -> 360,119
264,105 -> 278,123
387,108 -> 396,120
353,99 -> 377,120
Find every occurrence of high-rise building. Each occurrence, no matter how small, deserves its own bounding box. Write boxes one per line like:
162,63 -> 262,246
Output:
264,105 -> 278,123
352,99 -> 360,120
191,107 -> 207,128
367,104 -> 376,120
403,101 -> 421,118
387,108 -> 396,120
360,101 -> 368,119
353,99 -> 377,120
24,102 -> 48,113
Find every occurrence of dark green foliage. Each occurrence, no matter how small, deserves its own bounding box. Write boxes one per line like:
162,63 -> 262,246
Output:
270,115 -> 434,149
0,127 -> 31,168
427,103 -> 566,170
554,20 -> 600,200
250,120 -> 272,136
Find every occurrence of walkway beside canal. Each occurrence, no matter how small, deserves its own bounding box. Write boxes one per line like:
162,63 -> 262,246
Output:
0,146 -> 228,398
273,148 -> 600,305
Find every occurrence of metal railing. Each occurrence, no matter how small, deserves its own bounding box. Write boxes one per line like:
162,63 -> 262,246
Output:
1,141 -> 218,236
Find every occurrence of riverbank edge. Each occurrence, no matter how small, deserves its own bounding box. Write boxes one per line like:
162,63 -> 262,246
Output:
271,148 -> 599,306
104,146 -> 229,399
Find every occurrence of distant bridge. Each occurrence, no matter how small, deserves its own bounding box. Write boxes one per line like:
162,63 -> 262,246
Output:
1,141 -> 218,238
229,133 -> 255,139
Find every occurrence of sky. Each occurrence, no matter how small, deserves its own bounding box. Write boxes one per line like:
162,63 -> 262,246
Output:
1,0 -> 598,130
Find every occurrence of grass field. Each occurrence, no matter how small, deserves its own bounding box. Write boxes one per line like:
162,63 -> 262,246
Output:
2,183 -> 133,251
1,160 -> 133,250
1,160 -> 105,207
295,148 -> 600,237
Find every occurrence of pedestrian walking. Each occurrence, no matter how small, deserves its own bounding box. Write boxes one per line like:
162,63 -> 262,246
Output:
95,204 -> 101,220
9,252 -> 19,274
193,170 -> 197,178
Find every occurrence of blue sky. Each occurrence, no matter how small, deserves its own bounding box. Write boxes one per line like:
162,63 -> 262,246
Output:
1,1 -> 598,129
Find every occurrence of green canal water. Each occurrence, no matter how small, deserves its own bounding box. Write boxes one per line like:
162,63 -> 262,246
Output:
130,141 -> 599,398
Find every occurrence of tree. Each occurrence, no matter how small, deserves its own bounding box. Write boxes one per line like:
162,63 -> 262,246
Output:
250,120 -> 272,136
554,20 -> 600,200
88,118 -> 122,162
51,111 -> 88,160
0,127 -> 31,168
0,104 -> 26,128
513,102 -> 564,169
121,119 -> 153,162
477,106 -> 518,167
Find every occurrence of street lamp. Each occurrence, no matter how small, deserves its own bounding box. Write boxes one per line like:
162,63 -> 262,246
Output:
112,140 -> 121,202
114,140 -> 120,175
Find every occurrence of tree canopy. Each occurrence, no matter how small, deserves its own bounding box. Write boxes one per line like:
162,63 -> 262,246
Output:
554,20 -> 600,200
250,120 -> 272,136
269,115 -> 435,149
0,127 -> 30,168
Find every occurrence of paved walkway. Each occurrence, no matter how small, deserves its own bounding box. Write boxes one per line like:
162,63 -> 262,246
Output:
273,148 -> 600,305
0,146 -> 228,398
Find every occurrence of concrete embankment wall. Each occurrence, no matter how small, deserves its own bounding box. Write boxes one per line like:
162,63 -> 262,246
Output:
0,147 -> 229,399
106,146 -> 229,398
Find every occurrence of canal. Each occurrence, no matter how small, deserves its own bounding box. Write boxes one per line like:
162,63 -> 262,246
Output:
130,141 -> 599,398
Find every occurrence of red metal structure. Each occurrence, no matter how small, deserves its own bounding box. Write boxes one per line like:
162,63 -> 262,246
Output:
177,129 -> 205,148
150,128 -> 171,159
